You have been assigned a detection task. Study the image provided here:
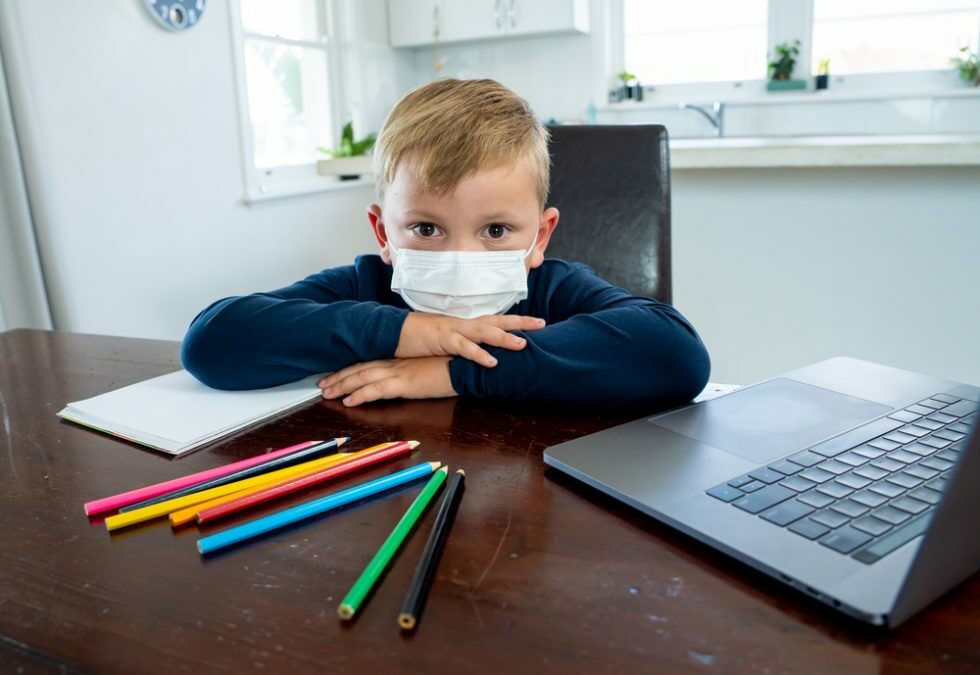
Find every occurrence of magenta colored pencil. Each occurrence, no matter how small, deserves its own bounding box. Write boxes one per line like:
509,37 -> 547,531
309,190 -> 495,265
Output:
83,440 -> 324,516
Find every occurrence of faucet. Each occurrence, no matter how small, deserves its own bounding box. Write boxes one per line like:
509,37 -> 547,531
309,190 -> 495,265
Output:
679,101 -> 725,137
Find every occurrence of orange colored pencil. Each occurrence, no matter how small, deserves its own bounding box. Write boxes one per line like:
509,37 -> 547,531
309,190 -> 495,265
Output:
196,440 -> 419,524
168,442 -> 404,526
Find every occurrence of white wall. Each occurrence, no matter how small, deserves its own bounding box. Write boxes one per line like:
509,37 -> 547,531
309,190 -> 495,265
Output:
672,167 -> 980,386
1,0 -> 410,341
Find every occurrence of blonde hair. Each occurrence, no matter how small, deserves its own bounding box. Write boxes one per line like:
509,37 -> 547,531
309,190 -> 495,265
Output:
373,78 -> 551,207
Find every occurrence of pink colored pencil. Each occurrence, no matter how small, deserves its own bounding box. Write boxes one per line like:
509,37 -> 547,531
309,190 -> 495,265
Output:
83,440 -> 324,516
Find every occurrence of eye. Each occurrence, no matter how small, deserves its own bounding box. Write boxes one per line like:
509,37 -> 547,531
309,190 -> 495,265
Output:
411,222 -> 440,238
485,223 -> 508,239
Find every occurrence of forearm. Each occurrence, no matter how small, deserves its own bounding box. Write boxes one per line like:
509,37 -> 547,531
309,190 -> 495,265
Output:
448,305 -> 710,410
181,294 -> 408,390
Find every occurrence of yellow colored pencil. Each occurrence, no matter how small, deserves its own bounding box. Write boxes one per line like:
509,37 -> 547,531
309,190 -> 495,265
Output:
105,442 -> 397,531
167,442 -> 403,527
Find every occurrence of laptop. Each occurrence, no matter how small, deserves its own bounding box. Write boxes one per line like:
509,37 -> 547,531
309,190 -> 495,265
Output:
543,357 -> 979,627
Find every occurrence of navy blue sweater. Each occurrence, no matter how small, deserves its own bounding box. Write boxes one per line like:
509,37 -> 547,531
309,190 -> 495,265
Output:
181,255 -> 710,411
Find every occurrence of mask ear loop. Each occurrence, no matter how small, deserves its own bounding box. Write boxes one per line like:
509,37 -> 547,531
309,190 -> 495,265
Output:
523,228 -> 541,259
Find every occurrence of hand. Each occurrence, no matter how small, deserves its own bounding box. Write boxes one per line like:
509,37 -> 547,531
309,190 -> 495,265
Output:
395,312 -> 546,368
318,356 -> 457,407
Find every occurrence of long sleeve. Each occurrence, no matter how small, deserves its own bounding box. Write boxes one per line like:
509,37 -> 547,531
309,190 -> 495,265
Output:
181,260 -> 409,390
447,261 -> 710,411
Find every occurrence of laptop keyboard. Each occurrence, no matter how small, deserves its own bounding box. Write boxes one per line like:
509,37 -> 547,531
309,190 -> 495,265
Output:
706,394 -> 976,564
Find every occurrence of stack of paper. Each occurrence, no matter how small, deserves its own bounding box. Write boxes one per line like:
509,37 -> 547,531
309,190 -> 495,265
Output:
57,370 -> 322,455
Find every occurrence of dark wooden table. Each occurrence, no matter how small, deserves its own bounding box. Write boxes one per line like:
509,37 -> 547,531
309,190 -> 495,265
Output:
1,329 -> 977,675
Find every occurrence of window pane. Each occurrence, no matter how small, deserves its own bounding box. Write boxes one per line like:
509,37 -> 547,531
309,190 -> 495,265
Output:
812,0 -> 979,75
240,0 -> 321,41
243,39 -> 333,168
623,1 -> 768,84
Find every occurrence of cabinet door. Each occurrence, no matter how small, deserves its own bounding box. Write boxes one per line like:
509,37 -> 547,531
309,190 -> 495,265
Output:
441,0 -> 506,44
505,0 -> 589,38
388,0 -> 443,48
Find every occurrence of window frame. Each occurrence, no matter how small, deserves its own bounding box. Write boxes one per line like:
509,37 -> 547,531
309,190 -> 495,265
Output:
606,0 -> 980,105
229,0 -> 368,203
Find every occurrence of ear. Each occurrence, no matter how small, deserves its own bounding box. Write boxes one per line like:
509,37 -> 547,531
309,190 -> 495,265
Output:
367,204 -> 393,265
528,207 -> 559,269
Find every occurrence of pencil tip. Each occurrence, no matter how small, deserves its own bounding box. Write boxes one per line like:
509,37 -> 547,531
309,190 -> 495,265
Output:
407,440 -> 420,449
336,436 -> 350,446
428,461 -> 441,469
456,468 -> 466,476
438,465 -> 449,473
398,613 -> 416,630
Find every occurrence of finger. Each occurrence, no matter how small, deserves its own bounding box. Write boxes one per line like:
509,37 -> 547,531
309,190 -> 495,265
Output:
322,366 -> 393,399
343,377 -> 402,407
476,315 -> 546,332
454,323 -> 526,351
447,333 -> 498,367
320,360 -> 393,389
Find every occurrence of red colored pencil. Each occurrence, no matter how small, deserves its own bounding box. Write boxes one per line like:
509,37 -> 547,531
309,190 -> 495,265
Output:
195,440 -> 419,524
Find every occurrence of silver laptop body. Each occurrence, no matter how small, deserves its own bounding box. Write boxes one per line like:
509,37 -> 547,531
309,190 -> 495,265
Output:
543,357 -> 980,627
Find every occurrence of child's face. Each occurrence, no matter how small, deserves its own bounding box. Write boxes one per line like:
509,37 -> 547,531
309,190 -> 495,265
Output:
368,157 -> 559,271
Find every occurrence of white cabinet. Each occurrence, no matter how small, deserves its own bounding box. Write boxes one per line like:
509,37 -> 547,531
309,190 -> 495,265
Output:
387,0 -> 589,48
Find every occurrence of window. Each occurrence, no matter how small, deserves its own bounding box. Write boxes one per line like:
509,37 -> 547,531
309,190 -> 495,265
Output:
614,0 -> 980,98
812,0 -> 980,75
623,0 -> 768,85
231,0 -> 350,200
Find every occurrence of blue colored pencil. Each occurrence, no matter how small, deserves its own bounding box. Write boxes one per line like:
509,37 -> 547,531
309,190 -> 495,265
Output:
196,461 -> 441,555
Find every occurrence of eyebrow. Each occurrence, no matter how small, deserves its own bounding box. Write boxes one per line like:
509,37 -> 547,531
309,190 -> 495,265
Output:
403,210 -> 520,223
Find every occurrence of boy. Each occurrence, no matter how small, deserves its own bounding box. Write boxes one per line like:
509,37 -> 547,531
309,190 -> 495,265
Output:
182,78 -> 710,411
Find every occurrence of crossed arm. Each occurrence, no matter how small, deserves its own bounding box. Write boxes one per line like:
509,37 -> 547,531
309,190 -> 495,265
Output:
181,262 -> 709,410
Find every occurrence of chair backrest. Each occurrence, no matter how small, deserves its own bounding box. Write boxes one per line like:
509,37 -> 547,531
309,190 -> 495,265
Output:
544,124 -> 672,304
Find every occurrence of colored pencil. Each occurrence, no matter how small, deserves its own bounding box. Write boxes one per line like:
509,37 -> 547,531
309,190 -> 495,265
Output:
105,445 -> 382,532
83,440 -> 323,516
196,461 -> 441,555
169,441 -> 413,527
398,468 -> 465,630
338,466 -> 449,621
194,441 -> 420,525
119,437 -> 350,513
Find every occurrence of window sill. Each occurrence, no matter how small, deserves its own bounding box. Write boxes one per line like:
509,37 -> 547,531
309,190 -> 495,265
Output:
600,85 -> 980,111
670,134 -> 980,169
243,176 -> 375,205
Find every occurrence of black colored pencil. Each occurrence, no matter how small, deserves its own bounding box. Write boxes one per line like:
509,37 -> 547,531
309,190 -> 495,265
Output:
397,468 -> 465,630
118,436 -> 349,512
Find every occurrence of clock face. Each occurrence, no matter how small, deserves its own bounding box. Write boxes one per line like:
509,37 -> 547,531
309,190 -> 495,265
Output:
145,0 -> 206,32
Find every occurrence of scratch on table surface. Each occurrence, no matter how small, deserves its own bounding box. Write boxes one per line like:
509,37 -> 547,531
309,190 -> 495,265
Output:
24,434 -> 53,486
471,509 -> 513,594
0,390 -> 16,480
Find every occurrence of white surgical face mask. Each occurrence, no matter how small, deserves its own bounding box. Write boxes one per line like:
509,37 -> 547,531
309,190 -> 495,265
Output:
388,231 -> 538,319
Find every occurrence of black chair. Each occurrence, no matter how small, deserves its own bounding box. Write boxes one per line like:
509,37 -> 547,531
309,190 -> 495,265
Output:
545,124 -> 672,304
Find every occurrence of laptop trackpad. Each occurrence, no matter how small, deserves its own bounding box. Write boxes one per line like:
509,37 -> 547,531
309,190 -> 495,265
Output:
649,378 -> 891,465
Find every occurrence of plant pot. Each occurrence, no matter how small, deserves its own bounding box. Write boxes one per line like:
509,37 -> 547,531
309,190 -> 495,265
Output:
815,74 -> 829,90
767,79 -> 807,92
315,155 -> 374,180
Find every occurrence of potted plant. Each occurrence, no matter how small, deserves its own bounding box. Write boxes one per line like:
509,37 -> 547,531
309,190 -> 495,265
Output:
952,46 -> 979,86
316,122 -> 377,180
767,40 -> 806,91
815,58 -> 831,90
615,69 -> 644,102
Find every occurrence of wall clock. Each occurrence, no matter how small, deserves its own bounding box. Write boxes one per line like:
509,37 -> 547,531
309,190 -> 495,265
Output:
145,0 -> 206,32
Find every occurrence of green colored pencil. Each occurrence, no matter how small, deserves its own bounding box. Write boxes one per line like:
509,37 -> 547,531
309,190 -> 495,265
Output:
337,465 -> 449,620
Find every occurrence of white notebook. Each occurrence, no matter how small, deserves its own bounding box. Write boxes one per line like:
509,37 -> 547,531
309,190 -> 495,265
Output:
57,370 -> 322,455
